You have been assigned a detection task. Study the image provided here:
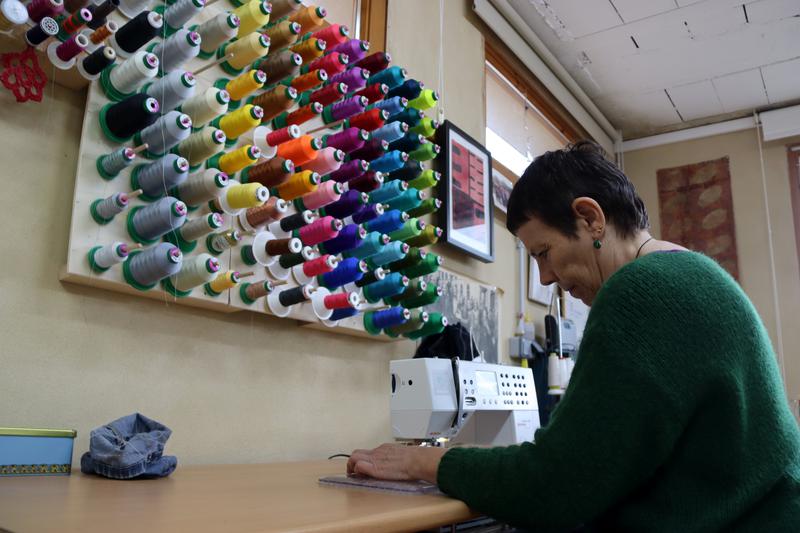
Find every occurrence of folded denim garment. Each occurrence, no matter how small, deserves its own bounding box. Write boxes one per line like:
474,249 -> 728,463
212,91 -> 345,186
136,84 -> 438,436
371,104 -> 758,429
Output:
80,413 -> 177,480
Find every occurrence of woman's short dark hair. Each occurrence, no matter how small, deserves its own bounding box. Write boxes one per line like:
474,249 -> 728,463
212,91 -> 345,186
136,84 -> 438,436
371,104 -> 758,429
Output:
506,140 -> 649,238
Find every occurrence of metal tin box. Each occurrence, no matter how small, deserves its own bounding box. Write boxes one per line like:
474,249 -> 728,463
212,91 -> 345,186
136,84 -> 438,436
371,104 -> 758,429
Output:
0,427 -> 77,476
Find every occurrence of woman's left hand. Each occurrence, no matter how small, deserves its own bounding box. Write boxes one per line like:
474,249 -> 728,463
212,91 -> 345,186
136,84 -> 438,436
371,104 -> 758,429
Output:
347,444 -> 447,484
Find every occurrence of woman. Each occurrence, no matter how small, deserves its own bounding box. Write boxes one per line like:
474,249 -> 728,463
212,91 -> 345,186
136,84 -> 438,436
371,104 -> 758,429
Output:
348,141 -> 800,531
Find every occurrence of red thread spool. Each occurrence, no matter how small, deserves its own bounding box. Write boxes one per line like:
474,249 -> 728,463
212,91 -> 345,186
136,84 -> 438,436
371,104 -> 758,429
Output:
266,125 -> 300,146
298,216 -> 342,245
324,291 -> 357,310
354,51 -> 391,73
348,108 -> 387,131
286,101 -> 323,126
291,69 -> 327,92
355,83 -> 388,104
56,34 -> 86,61
308,82 -> 347,106
308,52 -> 348,75
27,0 -> 64,23
312,24 -> 349,47
302,254 -> 337,277
62,7 -> 92,34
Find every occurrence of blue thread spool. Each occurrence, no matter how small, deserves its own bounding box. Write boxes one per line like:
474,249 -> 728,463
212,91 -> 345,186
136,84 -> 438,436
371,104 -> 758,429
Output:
369,150 -> 407,174
320,189 -> 368,219
371,121 -> 408,144
329,307 -> 359,322
363,306 -> 410,335
350,202 -> 384,224
123,242 -> 183,291
387,160 -> 424,182
367,241 -> 408,268
386,188 -> 424,213
363,272 -> 409,303
133,111 -> 192,158
343,232 -> 390,260
131,154 -> 190,201
388,108 -> 423,127
369,96 -> 407,118
366,65 -> 407,90
318,257 -> 368,289
369,180 -> 407,204
318,224 -> 366,255
364,209 -> 407,234
387,79 -> 424,101
390,133 -> 426,154
127,196 -> 187,244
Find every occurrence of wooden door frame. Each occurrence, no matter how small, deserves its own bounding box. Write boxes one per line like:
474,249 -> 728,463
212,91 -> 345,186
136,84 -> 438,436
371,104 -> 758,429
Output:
788,145 -> 800,273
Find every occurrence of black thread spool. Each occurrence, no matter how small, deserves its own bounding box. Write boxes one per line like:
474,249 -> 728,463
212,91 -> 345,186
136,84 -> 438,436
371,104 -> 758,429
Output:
81,46 -> 115,77
101,93 -> 160,142
64,0 -> 87,13
277,285 -> 311,307
86,0 -> 119,30
25,16 -> 59,46
113,11 -> 162,56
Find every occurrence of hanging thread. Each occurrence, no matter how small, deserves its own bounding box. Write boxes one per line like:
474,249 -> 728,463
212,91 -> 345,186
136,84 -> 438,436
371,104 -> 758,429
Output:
96,146 -> 136,180
123,243 -> 183,291
132,154 -> 190,201
100,94 -> 160,143
127,197 -> 187,244
175,168 -> 229,206
163,253 -> 219,296
134,111 -> 192,158
180,87 -> 230,128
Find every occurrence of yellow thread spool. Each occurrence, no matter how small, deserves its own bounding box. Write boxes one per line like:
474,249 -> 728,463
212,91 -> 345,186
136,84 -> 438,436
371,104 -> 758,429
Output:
225,32 -> 270,71
226,70 -> 265,101
233,0 -> 271,38
208,271 -> 240,293
226,182 -> 268,209
291,38 -> 325,63
275,170 -> 319,201
219,145 -> 260,175
219,104 -> 263,139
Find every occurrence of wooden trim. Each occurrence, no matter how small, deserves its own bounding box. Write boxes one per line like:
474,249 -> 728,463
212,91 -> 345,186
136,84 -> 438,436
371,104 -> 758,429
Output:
359,0 -> 388,53
788,145 -> 800,276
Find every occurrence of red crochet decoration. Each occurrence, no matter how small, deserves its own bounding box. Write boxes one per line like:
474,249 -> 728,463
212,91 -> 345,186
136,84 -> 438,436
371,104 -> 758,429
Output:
1,47 -> 47,103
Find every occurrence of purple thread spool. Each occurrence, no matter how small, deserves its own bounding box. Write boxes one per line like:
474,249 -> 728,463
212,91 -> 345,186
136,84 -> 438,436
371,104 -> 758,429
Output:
328,95 -> 367,122
55,33 -> 86,62
350,202 -> 384,224
328,159 -> 369,183
330,67 -> 369,92
331,39 -> 368,63
318,224 -> 366,255
349,138 -> 389,161
321,189 -> 368,219
348,171 -> 384,193
324,127 -> 369,153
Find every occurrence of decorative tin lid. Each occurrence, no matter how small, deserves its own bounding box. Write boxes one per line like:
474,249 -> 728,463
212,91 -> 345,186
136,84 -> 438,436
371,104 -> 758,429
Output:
0,427 -> 77,438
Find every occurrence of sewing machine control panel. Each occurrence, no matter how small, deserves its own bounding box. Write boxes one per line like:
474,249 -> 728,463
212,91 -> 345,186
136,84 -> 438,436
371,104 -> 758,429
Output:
457,362 -> 536,411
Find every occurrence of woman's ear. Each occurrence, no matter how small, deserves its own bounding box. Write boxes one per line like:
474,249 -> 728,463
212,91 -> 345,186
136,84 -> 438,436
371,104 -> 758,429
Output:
571,197 -> 606,237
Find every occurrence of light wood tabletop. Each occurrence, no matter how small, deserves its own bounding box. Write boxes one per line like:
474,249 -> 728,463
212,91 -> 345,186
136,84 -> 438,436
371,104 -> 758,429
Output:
0,460 -> 478,532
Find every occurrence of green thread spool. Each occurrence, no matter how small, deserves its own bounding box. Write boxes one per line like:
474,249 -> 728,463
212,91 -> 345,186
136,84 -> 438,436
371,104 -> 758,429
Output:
404,225 -> 442,248
407,170 -> 440,191
385,311 -> 429,337
406,312 -> 448,340
401,252 -> 442,278
409,142 -> 440,162
409,118 -> 438,139
408,89 -> 438,111
407,197 -> 442,218
388,218 -> 424,242
401,284 -> 442,309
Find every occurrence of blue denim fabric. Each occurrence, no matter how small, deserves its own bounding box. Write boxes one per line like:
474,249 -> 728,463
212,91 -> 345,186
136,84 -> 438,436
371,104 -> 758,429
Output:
80,413 -> 177,480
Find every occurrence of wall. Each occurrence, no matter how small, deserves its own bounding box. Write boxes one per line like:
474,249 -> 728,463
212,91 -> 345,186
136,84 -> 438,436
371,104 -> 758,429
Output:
623,130 -> 800,410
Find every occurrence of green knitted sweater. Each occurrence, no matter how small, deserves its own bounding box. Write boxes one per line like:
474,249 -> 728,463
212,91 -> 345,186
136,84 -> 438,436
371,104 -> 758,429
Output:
437,251 -> 800,531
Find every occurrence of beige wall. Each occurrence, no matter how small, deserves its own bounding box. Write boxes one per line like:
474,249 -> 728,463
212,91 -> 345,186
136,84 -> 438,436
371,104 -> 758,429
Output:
0,1 -> 544,466
624,130 -> 800,410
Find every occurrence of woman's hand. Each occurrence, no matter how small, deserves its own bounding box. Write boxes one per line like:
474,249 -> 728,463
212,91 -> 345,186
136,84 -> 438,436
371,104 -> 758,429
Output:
347,444 -> 448,484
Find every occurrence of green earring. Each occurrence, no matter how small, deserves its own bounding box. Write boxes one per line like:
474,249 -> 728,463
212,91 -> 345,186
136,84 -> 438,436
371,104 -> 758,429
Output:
593,239 -> 602,249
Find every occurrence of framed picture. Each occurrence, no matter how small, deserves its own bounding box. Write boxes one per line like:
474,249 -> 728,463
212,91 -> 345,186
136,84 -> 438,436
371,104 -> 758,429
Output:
528,256 -> 554,305
437,120 -> 494,262
492,168 -> 514,214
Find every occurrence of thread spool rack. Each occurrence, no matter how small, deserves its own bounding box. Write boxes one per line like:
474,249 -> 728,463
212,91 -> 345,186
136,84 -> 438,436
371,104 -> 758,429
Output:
58,0 -> 445,340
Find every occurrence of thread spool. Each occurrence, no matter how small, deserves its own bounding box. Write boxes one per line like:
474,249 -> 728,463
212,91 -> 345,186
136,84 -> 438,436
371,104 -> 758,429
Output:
404,225 -> 442,248
366,241 -> 409,269
309,287 -> 358,321
370,151 -> 408,175
274,170 -> 319,201
206,229 -> 241,255
116,0 -> 147,18
90,191 -> 129,224
268,209 -> 314,237
407,169 -> 440,191
323,128 -> 368,154
320,190 -> 368,220
385,310 -> 429,337
96,146 -> 136,180
348,171 -> 384,194
363,306 -> 409,335
367,65 -> 407,91
408,89 -> 439,111
387,160 -> 423,182
47,33 -> 88,70
385,278 -> 427,304
176,127 -> 226,169
123,242 -> 183,291
168,212 -> 224,251
241,231 -> 299,266
305,51 -> 347,78
219,32 -> 270,75
163,253 -> 219,296
331,38 -> 369,63
387,79 -> 423,100
150,29 -> 201,73
142,71 -> 196,113
86,0 -> 118,30
213,104 -> 263,142
294,215 -> 341,246
175,168 -> 228,206
251,86 -> 298,122
330,67 -> 369,94
274,101 -> 324,130
291,37 -> 325,63
407,197 -> 442,219
180,87 -> 230,129
109,11 -> 162,58
327,159 -> 369,183
26,0 -> 63,23
388,218 -> 425,243
405,313 -> 448,340
101,50 -> 158,100
239,280 -> 273,304
241,157 -> 294,187
127,197 -> 187,244
163,0 -> 204,33
232,0 -> 270,38
311,23 -> 348,46
409,143 -> 440,162
207,145 -> 261,176
350,137 -> 389,162
369,179 -> 407,204
88,242 -> 129,273
318,223 -> 365,256
343,232 -> 389,260
288,69 -> 326,92
78,45 -> 116,80
349,202 -> 384,225
99,94 -> 160,143
297,81 -> 347,108
134,111 -> 192,158
327,307 -> 358,323
386,188 -> 425,213
221,69 -> 266,103
371,96 -> 407,118
400,253 -> 443,279
388,248 -> 426,272
371,122 -> 408,145
249,124 -> 300,159
363,273 -> 409,303
301,147 -> 343,176
345,108 -> 388,133
265,20 -> 300,49
318,257 -> 367,290
353,51 -> 390,73
269,0 -> 302,19
410,117 -> 439,139
401,284 -> 443,309
364,209 -> 407,235
204,270 -> 241,296
25,17 -> 59,46
294,180 -> 341,211
293,253 -> 337,285
389,108 -> 424,127
239,196 -> 287,232
194,12 -> 239,59
58,7 -> 92,39
353,266 -> 386,288
131,154 -> 190,201
288,5 -> 325,33
267,284 -> 312,317
268,245 -> 314,280
354,82 -> 389,105
257,50 -> 302,82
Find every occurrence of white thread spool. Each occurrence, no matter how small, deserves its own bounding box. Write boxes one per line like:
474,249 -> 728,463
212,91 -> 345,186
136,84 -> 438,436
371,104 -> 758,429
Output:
194,12 -> 239,57
176,127 -> 227,168
164,0 -> 204,30
180,87 -> 229,128
547,353 -> 562,395
168,253 -> 219,292
175,167 -> 229,206
150,28 -> 200,73
108,50 -> 158,96
91,242 -> 129,270
0,0 -> 28,31
144,70 -> 196,113
117,0 -> 148,19
178,212 -> 224,242
135,110 -> 193,157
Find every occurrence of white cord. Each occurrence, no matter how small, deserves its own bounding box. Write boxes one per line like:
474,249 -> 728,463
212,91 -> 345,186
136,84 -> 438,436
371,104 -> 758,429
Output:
436,0 -> 444,123
754,111 -> 787,385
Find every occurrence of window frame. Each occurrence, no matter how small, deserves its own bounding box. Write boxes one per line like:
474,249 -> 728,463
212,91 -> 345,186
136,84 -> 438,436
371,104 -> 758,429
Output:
788,144 -> 800,274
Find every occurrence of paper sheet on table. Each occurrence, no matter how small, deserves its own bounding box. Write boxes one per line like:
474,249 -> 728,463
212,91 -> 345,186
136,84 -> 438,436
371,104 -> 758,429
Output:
318,475 -> 442,495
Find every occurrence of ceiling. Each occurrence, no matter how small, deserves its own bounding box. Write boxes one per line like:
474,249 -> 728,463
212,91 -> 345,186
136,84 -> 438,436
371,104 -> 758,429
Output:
506,0 -> 800,139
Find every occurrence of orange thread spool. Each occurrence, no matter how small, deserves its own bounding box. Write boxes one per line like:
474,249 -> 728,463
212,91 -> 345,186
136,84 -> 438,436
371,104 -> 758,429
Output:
245,197 -> 285,227
290,69 -> 327,92
291,37 -> 325,63
89,21 -> 117,45
276,135 -> 320,166
285,101 -> 322,127
289,5 -> 326,34
275,170 -> 320,201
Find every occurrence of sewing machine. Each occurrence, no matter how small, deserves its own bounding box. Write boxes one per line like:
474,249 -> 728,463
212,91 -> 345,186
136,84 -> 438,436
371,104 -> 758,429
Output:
390,358 -> 540,446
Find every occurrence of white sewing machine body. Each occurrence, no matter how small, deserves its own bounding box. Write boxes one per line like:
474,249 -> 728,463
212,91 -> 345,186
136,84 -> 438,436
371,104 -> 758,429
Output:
390,358 -> 540,446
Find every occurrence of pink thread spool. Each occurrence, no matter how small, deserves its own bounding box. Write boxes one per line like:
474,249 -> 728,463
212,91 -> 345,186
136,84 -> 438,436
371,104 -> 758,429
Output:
297,215 -> 342,246
301,147 -> 344,176
298,180 -> 342,210
251,123 -> 301,158
293,253 -> 338,285
48,33 -> 88,69
27,0 -> 63,23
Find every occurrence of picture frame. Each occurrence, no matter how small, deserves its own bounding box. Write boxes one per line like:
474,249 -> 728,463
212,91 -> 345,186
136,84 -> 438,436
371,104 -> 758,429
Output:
528,256 -> 554,305
436,120 -> 495,262
492,167 -> 514,214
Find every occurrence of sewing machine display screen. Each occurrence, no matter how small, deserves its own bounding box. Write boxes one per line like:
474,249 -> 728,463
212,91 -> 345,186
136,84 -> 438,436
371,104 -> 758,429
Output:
475,371 -> 499,396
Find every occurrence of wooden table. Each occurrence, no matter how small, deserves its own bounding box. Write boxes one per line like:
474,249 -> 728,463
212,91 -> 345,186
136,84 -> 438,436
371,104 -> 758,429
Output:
0,460 -> 477,532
